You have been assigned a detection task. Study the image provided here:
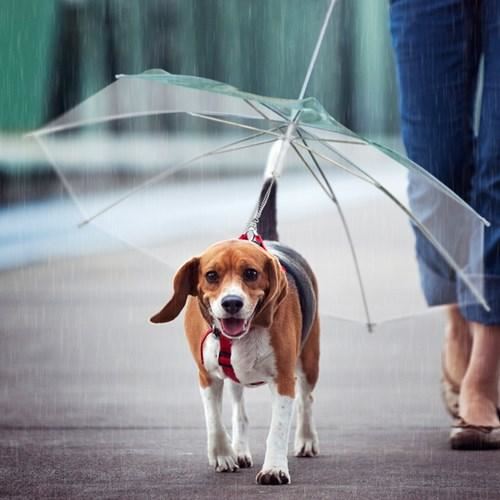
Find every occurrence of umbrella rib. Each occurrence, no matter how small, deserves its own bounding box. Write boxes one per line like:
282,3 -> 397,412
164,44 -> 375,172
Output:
255,102 -> 294,123
374,141 -> 489,226
36,135 -> 175,268
29,111 -> 162,137
290,144 -> 333,198
77,128 -> 283,227
261,102 -> 366,146
299,122 -> 480,227
29,110 -> 273,138
260,103 -> 292,122
290,141 -> 375,332
365,183 -> 490,311
188,112 -> 284,139
33,135 -> 89,219
292,140 -> 490,312
244,99 -> 275,121
202,137 -> 278,156
295,129 -> 336,200
304,127 -> 489,227
292,140 -> 374,184
297,137 -> 367,146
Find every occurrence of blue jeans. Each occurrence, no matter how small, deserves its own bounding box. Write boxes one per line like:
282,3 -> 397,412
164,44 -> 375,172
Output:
390,0 -> 500,324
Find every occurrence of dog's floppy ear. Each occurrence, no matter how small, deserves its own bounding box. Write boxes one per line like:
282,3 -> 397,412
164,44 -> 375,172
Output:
150,257 -> 200,323
254,255 -> 288,329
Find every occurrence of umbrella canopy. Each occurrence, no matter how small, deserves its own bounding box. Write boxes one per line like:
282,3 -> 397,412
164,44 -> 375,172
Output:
28,70 -> 489,329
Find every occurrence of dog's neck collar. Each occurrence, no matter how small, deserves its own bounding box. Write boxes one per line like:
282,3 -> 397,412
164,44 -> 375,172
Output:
238,231 -> 268,250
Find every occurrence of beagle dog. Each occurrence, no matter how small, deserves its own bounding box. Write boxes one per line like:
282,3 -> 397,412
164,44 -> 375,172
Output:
151,177 -> 320,485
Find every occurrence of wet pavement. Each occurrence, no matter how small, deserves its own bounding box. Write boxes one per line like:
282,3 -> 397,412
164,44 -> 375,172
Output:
3,427 -> 500,499
1,197 -> 499,499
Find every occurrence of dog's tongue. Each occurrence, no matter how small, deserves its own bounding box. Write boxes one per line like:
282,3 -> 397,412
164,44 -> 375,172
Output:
221,318 -> 245,337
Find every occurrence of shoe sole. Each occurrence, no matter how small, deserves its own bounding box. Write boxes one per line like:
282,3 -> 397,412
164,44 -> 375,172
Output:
450,427 -> 500,450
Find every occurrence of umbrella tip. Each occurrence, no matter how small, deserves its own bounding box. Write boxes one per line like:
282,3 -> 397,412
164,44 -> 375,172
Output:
366,322 -> 376,333
77,219 -> 90,228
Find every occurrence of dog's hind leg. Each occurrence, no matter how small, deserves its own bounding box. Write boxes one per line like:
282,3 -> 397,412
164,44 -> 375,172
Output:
294,364 -> 320,457
294,317 -> 320,457
229,381 -> 253,468
199,377 -> 239,472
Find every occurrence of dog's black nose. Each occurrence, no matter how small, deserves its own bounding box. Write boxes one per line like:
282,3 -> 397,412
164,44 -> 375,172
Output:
221,295 -> 244,314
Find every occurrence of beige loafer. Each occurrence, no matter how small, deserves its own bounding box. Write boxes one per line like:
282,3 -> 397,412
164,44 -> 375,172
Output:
450,411 -> 500,450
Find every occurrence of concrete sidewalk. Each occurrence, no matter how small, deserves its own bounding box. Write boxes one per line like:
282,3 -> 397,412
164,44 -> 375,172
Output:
1,208 -> 499,499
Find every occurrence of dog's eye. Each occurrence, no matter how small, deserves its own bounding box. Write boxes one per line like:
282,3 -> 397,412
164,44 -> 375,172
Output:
205,271 -> 219,284
243,268 -> 258,282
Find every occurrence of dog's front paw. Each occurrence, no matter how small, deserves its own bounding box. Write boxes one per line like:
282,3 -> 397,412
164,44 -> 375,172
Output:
294,433 -> 319,457
208,435 -> 240,472
255,467 -> 290,485
208,448 -> 239,472
213,454 -> 239,472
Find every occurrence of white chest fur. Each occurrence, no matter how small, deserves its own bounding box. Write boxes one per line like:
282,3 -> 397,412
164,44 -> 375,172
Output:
202,327 -> 276,386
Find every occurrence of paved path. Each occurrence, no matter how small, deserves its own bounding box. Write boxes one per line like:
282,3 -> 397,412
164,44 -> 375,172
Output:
1,199 -> 499,498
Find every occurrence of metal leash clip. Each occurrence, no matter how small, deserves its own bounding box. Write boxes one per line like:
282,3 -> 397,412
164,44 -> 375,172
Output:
245,220 -> 259,243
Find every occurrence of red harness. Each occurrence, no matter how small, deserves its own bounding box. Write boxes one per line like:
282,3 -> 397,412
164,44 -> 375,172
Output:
199,328 -> 239,382
200,327 -> 264,385
199,232 -> 268,386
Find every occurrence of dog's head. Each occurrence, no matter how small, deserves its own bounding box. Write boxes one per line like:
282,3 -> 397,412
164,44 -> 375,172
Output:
150,239 -> 287,338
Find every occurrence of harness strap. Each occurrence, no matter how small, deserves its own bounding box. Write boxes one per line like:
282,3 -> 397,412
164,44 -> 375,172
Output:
200,328 -> 264,386
199,328 -> 240,383
218,333 -> 240,384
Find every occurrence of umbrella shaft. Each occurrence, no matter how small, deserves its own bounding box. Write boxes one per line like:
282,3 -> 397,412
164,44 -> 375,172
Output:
298,0 -> 338,100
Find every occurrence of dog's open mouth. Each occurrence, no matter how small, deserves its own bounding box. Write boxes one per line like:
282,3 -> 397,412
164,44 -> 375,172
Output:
220,317 -> 248,337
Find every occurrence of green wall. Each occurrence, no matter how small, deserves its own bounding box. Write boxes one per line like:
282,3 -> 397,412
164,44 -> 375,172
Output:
0,0 -> 56,132
0,0 -> 398,135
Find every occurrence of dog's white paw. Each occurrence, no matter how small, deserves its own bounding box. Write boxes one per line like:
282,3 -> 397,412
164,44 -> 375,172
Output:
213,454 -> 239,472
208,435 -> 240,472
208,447 -> 239,472
255,467 -> 290,485
294,433 -> 319,457
235,450 -> 253,468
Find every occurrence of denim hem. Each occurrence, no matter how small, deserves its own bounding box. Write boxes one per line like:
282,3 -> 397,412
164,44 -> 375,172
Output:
458,274 -> 500,325
417,258 -> 457,306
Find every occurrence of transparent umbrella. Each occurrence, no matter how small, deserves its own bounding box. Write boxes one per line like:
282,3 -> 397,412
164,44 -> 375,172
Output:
27,0 -> 490,330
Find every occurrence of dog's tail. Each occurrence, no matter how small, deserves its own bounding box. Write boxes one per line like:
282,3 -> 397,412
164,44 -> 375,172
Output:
255,139 -> 288,242
256,177 -> 278,241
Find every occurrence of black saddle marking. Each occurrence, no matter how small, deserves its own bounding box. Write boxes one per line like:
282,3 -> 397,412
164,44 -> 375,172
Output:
265,241 -> 317,347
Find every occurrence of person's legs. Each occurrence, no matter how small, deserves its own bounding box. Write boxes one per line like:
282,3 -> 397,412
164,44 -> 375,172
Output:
390,1 -> 500,430
440,305 -> 472,419
456,0 -> 500,427
444,305 -> 472,388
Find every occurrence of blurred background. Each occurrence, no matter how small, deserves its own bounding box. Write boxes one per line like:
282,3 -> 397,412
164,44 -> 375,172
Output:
0,0 -> 400,205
